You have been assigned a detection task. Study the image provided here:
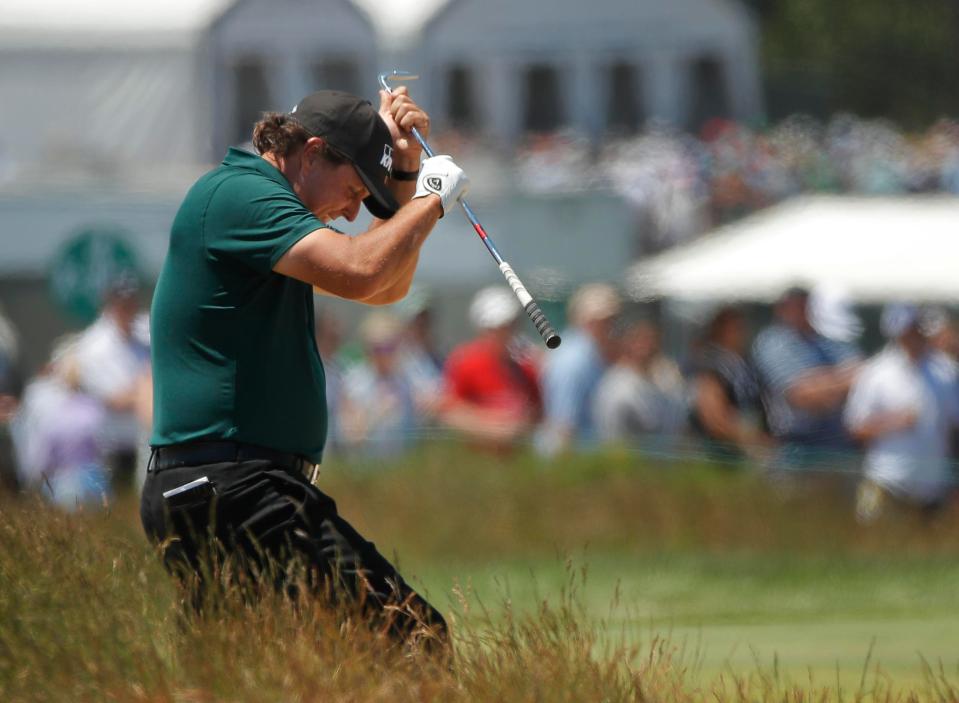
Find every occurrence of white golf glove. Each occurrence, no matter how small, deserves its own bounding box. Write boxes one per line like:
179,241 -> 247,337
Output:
412,155 -> 470,217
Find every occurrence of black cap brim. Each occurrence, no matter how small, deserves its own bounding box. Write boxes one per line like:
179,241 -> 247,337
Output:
289,90 -> 399,219
355,166 -> 399,219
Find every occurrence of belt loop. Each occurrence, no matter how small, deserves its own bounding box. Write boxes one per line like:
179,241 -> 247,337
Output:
309,464 -> 319,484
147,448 -> 157,474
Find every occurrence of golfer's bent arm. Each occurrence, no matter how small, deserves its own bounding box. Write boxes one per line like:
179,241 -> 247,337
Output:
274,195 -> 441,301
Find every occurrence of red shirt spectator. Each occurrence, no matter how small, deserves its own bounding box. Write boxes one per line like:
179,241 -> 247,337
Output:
439,287 -> 541,450
445,336 -> 541,416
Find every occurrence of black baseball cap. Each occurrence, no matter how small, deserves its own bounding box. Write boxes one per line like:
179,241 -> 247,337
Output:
290,90 -> 399,219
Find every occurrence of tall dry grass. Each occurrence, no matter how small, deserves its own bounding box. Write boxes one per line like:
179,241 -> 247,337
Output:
0,496 -> 673,702
2,446 -> 958,701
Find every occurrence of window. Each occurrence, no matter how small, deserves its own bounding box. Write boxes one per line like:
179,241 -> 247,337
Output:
523,64 -> 565,133
232,57 -> 272,145
606,61 -> 643,134
446,65 -> 476,129
688,56 -> 729,129
314,58 -> 360,94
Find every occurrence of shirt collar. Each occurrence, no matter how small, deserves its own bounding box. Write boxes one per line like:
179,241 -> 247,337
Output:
222,147 -> 292,191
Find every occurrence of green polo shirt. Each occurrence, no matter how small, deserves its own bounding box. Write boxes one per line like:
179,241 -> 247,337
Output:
150,148 -> 328,462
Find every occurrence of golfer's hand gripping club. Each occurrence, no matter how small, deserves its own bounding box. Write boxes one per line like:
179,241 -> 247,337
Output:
379,70 -> 562,349
412,155 -> 470,216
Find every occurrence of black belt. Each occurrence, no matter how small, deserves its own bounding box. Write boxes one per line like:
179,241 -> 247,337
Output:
150,441 -> 317,481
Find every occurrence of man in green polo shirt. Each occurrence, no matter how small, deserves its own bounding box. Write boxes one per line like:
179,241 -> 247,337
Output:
140,88 -> 468,652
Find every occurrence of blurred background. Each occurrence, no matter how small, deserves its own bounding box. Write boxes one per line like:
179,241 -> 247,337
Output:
4,0 -> 959,489
2,0 -> 959,689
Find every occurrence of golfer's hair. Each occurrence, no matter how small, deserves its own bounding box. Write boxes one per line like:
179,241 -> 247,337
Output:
252,112 -> 350,164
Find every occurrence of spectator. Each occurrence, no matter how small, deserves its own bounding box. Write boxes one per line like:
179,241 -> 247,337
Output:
593,319 -> 686,448
314,307 -> 346,456
536,283 -> 622,456
439,286 -> 541,451
922,307 -> 959,361
844,304 -> 959,522
921,308 -> 959,462
499,114 -> 959,242
11,337 -> 108,509
0,303 -> 22,493
688,306 -> 771,464
73,273 -> 151,492
752,286 -> 862,470
339,311 -> 418,460
396,287 -> 446,422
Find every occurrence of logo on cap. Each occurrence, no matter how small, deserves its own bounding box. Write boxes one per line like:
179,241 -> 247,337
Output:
380,144 -> 393,171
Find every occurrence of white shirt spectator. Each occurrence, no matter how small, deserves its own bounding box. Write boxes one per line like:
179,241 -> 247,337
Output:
844,345 -> 959,504
593,357 -> 686,442
74,312 -> 150,450
11,374 -> 66,485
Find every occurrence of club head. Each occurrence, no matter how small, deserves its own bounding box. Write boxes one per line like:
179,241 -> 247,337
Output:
378,70 -> 420,92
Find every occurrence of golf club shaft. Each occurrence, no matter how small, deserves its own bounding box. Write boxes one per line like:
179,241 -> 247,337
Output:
379,72 -> 561,349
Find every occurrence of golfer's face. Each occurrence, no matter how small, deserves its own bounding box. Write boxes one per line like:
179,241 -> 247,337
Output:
301,147 -> 370,223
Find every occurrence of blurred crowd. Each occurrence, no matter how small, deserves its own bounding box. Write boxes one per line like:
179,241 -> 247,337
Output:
504,115 -> 959,251
4,274 -> 956,525
0,276 -> 152,510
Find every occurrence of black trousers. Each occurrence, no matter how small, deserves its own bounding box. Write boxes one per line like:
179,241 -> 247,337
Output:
140,458 -> 447,650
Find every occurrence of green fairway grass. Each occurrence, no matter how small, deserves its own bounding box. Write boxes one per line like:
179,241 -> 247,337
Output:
2,445 -> 958,700
325,446 -> 959,693
406,552 -> 959,690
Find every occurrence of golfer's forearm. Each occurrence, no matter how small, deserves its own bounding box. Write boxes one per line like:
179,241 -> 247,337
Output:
385,172 -> 418,207
359,252 -> 420,305
295,197 -> 438,300
354,198 -> 438,291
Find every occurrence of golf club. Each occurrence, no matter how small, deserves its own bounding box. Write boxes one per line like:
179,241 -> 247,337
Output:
379,70 -> 561,350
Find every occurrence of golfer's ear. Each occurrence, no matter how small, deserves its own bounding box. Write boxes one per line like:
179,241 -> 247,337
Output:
304,136 -> 326,161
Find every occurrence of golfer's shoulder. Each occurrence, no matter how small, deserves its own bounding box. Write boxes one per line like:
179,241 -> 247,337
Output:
194,166 -> 300,226
179,163 -> 258,214
211,164 -> 287,202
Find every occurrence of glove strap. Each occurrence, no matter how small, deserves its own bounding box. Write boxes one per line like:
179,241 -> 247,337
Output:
389,168 -> 420,182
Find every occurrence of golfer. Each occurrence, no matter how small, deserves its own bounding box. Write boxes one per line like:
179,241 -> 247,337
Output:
140,87 -> 468,651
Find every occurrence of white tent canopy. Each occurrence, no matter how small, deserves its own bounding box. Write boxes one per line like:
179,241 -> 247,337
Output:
627,195 -> 959,304
0,0 -> 232,48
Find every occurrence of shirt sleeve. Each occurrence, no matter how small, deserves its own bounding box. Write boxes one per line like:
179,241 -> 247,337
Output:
442,349 -> 472,401
74,327 -> 141,400
752,329 -> 817,393
591,374 -> 621,441
843,367 -> 878,431
205,174 -> 325,275
543,350 -> 591,428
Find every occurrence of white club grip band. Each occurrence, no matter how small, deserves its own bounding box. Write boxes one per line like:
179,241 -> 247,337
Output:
499,262 -> 533,307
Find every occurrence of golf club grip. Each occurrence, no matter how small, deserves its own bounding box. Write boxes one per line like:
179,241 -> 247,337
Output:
524,300 -> 561,349
499,262 -> 561,349
380,71 -> 560,349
